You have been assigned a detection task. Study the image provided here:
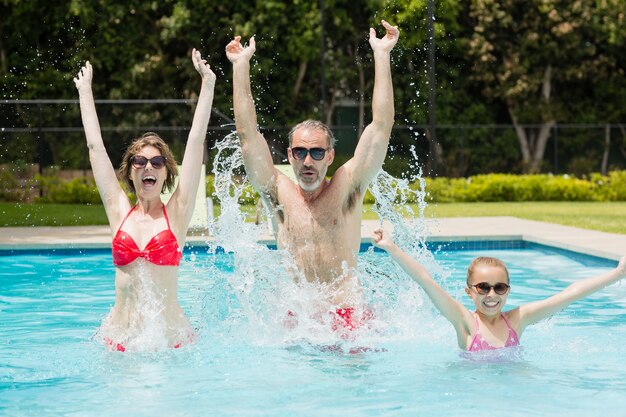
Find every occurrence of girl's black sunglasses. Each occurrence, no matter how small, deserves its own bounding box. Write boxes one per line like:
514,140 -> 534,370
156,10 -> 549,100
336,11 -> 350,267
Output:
471,282 -> 510,295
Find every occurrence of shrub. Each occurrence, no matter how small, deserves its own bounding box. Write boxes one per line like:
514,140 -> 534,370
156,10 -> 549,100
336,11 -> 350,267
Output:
419,171 -> 626,203
238,182 -> 259,205
0,170 -> 33,202
540,175 -> 597,201
207,174 -> 259,205
206,174 -> 215,198
35,175 -> 101,204
607,170 -> 626,200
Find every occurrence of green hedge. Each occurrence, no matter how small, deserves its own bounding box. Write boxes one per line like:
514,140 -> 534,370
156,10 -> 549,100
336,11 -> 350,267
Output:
35,170 -> 626,204
35,175 -> 102,204
206,174 -> 258,205
3,169 -> 625,205
424,171 -> 626,203
0,170 -> 31,202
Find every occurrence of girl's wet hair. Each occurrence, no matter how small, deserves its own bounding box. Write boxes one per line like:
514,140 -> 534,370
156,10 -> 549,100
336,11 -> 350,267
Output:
466,257 -> 510,286
118,132 -> 178,194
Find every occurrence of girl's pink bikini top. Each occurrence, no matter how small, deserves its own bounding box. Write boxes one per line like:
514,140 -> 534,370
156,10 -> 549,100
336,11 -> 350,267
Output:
468,314 -> 520,352
112,205 -> 182,267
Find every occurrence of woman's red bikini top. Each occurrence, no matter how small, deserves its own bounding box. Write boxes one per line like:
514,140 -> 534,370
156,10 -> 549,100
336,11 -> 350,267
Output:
112,205 -> 182,267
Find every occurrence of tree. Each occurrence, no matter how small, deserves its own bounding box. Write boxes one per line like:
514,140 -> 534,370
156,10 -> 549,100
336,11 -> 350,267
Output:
468,0 -> 626,173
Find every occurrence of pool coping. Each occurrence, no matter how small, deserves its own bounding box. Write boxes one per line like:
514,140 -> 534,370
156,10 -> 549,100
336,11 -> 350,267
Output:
1,216 -> 624,261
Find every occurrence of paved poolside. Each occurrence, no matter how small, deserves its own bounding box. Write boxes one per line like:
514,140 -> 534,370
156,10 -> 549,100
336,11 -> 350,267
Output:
1,216 -> 624,261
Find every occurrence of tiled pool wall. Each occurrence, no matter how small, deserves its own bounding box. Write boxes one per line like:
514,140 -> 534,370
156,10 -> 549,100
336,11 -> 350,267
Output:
1,239 -> 617,268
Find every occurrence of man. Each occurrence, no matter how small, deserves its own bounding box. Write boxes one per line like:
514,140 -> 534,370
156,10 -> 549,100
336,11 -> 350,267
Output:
226,21 -> 399,325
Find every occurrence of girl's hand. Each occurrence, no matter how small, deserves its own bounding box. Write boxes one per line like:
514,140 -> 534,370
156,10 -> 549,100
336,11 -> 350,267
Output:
617,255 -> 626,276
372,228 -> 396,251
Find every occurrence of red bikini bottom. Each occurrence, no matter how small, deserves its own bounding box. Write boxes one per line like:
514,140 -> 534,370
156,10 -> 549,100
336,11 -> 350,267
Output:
103,334 -> 195,352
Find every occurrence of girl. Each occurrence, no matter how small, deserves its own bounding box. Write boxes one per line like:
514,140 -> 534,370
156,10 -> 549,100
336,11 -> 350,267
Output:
372,228 -> 626,352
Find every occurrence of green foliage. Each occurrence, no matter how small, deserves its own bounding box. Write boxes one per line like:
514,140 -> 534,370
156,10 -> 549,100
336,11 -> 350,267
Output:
0,169 -> 31,202
0,162 -> 39,202
424,171 -> 626,203
587,171 -> 626,201
34,174 -> 101,204
206,173 -> 258,205
1,0 -> 625,176
238,182 -> 259,205
206,174 -> 215,198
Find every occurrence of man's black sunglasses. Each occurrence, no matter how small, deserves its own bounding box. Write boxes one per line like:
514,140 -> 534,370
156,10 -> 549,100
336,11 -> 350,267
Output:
131,155 -> 167,169
290,147 -> 328,161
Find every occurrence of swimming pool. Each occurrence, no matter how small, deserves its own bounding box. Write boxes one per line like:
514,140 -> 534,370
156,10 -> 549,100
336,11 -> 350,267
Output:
1,244 -> 624,417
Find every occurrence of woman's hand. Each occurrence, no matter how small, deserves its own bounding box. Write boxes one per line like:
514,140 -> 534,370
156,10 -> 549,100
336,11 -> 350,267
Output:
73,61 -> 93,92
192,48 -> 216,85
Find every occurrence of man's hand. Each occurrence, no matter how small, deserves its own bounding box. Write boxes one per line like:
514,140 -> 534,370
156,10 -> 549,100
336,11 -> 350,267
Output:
73,61 -> 93,92
226,36 -> 256,64
192,48 -> 216,84
369,20 -> 399,53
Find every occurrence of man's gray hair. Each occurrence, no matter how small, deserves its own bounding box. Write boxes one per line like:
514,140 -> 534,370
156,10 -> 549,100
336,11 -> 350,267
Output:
288,119 -> 336,149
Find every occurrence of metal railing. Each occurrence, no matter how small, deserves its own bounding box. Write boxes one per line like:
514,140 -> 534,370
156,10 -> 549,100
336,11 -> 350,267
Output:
1,99 -> 625,177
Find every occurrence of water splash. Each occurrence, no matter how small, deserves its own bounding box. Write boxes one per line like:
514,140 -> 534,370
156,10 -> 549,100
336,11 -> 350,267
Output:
205,131 -> 448,350
94,263 -> 176,352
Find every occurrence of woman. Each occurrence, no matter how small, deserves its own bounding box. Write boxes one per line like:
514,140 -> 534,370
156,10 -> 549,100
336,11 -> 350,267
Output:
74,49 -> 216,351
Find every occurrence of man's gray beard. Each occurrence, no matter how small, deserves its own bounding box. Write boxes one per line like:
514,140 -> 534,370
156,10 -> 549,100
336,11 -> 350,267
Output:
298,176 -> 323,192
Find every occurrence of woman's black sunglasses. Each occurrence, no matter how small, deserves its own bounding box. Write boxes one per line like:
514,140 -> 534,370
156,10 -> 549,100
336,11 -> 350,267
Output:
471,282 -> 510,295
131,155 -> 167,169
290,147 -> 328,161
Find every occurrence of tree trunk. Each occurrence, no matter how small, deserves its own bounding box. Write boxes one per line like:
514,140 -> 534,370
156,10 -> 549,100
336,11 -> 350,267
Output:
424,128 -> 444,174
619,124 -> 626,160
601,124 -> 611,175
509,109 -> 531,166
325,89 -> 337,126
292,61 -> 307,105
0,35 -> 6,73
529,121 -> 555,173
509,65 -> 555,173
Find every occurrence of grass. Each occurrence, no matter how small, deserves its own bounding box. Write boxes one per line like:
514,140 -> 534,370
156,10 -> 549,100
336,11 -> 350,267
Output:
1,203 -> 109,227
2,201 -> 625,234
424,201 -> 626,234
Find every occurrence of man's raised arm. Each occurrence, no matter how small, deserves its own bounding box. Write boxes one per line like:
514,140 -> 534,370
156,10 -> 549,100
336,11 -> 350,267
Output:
345,20 -> 399,188
226,36 -> 277,194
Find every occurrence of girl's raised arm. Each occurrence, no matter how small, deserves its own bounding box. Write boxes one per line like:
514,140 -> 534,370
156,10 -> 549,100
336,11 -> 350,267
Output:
517,255 -> 626,332
373,229 -> 475,347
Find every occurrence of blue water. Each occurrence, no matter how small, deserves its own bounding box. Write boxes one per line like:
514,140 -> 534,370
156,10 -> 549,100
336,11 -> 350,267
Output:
1,246 -> 625,417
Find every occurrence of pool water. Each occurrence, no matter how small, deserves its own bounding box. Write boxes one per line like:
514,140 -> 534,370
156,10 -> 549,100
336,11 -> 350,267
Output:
1,246 -> 625,417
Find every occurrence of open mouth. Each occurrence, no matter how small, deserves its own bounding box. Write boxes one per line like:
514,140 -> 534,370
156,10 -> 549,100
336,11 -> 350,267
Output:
142,175 -> 157,187
300,169 -> 317,182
